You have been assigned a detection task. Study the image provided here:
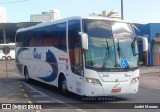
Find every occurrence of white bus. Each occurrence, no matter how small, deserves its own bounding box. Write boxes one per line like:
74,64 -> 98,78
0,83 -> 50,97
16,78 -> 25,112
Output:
0,43 -> 15,60
15,16 -> 148,96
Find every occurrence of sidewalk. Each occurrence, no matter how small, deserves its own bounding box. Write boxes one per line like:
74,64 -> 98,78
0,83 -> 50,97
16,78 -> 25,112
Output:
140,66 -> 160,75
139,66 -> 160,90
0,60 -> 34,112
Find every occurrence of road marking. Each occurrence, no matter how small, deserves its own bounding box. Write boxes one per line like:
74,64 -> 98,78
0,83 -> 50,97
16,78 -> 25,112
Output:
28,100 -> 32,104
21,89 -> 24,92
24,94 -> 28,97
30,90 -> 36,92
36,100 -> 52,103
22,82 -> 47,97
50,97 -> 65,103
33,95 -> 46,98
22,82 -> 87,112
35,110 -> 41,112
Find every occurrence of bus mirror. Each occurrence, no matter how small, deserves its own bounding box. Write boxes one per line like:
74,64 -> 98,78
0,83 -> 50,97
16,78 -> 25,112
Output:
79,32 -> 88,51
131,41 -> 137,56
131,36 -> 149,56
137,36 -> 148,52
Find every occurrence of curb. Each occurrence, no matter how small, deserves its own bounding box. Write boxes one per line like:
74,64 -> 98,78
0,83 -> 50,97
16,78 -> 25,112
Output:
20,81 -> 41,112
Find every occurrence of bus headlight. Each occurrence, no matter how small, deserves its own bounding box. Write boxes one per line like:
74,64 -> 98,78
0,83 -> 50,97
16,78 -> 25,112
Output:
131,77 -> 139,84
86,78 -> 102,86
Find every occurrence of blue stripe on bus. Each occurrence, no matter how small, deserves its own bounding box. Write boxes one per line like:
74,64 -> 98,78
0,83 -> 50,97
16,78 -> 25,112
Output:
16,48 -> 29,74
37,49 -> 58,82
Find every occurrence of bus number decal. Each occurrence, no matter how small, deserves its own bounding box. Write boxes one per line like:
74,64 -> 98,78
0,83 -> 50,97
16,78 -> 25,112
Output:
76,81 -> 82,94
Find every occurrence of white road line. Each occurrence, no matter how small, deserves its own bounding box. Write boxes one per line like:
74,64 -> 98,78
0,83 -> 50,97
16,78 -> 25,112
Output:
30,90 -> 37,92
28,101 -> 32,104
24,94 -> 28,97
33,95 -> 46,98
22,82 -> 48,97
22,82 -> 87,112
36,100 -> 52,103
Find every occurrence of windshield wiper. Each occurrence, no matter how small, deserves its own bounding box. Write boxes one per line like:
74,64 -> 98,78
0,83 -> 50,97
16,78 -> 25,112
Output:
116,39 -> 130,69
117,39 -> 121,59
101,38 -> 110,69
106,38 -> 110,58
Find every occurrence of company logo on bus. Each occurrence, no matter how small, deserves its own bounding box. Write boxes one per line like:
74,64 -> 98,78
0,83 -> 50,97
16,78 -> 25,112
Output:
33,48 -> 41,59
37,50 -> 58,82
103,74 -> 109,77
59,56 -> 68,63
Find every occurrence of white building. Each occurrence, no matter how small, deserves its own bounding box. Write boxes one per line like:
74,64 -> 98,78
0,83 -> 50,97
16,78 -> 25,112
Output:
30,8 -> 60,22
0,6 -> 6,23
89,9 -> 121,19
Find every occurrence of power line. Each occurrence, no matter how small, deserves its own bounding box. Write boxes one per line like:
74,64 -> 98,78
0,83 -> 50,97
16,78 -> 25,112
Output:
0,0 -> 30,4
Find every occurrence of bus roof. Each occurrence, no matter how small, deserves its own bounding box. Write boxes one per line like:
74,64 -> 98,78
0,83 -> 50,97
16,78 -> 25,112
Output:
17,16 -> 130,33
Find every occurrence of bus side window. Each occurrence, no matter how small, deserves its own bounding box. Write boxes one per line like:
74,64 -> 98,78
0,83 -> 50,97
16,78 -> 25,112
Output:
16,33 -> 20,47
68,20 -> 83,76
19,36 -> 23,47
58,23 -> 67,52
29,37 -> 34,47
22,32 -> 30,47
51,23 -> 67,52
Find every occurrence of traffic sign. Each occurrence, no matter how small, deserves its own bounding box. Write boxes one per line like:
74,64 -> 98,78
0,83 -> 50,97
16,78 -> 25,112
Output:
3,46 -> 10,55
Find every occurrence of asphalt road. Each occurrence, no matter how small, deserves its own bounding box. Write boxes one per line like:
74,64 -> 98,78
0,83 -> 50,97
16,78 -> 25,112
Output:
1,60 -> 160,112
21,67 -> 160,112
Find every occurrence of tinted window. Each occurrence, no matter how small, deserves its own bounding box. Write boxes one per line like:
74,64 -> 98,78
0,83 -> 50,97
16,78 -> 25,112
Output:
18,22 -> 67,52
68,20 -> 83,75
31,23 -> 67,52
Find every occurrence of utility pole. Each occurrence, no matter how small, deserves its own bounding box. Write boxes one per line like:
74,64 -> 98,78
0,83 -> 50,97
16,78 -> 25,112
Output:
121,0 -> 124,20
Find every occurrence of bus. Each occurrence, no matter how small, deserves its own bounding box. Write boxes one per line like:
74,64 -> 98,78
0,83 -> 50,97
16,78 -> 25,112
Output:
15,16 -> 148,96
0,43 -> 15,60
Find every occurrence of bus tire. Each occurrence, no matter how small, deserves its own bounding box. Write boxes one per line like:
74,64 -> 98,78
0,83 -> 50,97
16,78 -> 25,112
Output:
59,76 -> 68,96
24,66 -> 30,82
7,56 -> 11,60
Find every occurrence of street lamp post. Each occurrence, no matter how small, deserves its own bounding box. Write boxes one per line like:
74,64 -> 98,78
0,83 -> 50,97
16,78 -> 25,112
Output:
121,0 -> 124,20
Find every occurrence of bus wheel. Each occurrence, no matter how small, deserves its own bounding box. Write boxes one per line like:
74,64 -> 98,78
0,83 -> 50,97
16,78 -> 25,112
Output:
2,56 -> 6,60
60,77 -> 68,95
7,56 -> 11,60
24,67 -> 30,82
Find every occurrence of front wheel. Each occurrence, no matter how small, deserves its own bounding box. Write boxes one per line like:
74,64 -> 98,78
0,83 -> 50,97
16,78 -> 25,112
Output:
60,77 -> 68,96
24,67 -> 30,82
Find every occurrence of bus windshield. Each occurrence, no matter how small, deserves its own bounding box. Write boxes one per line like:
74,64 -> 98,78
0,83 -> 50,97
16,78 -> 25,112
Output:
83,19 -> 138,70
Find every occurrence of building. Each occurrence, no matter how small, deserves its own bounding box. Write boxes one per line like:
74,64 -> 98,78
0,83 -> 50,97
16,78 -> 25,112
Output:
137,23 -> 160,66
89,9 -> 121,19
0,22 -> 39,44
0,6 -> 6,23
30,8 -> 60,22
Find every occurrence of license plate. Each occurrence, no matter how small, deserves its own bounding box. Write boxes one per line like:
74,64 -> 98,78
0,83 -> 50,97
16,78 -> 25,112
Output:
112,88 -> 121,92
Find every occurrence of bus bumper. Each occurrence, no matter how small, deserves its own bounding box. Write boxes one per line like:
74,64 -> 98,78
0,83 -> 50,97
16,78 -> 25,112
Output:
83,81 -> 139,96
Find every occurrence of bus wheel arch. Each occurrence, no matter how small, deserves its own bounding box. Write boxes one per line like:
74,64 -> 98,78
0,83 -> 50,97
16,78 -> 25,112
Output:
58,73 -> 68,95
24,66 -> 30,82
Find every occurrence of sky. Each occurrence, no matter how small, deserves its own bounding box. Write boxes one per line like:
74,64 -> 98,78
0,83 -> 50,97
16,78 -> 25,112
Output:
0,0 -> 160,23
